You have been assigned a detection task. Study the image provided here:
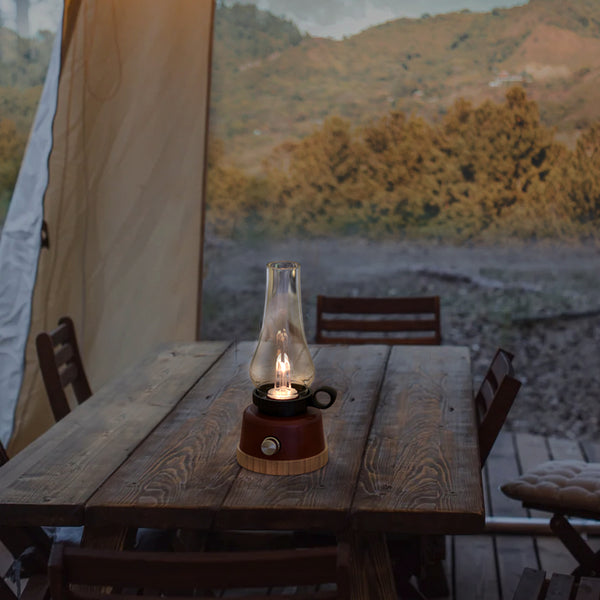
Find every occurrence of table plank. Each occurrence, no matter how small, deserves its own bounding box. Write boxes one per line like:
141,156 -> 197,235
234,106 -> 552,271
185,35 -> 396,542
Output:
88,343 -> 390,533
216,344 -> 390,532
352,345 -> 484,534
0,341 -> 229,526
86,341 -> 256,529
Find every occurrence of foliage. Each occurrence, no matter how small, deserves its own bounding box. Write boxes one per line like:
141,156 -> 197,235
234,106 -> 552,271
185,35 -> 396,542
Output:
0,27 -> 54,227
565,122 -> 600,231
213,3 -> 305,74
206,87 -> 600,242
0,29 -> 54,88
205,137 -> 271,237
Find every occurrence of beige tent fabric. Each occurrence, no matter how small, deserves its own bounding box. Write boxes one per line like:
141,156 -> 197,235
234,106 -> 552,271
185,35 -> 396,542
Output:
9,0 -> 214,453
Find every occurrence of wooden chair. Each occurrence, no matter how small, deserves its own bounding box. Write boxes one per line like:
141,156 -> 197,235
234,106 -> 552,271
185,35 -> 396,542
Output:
315,295 -> 441,345
48,542 -> 351,600
512,567 -> 600,600
475,348 -> 522,468
35,317 -> 92,422
502,459 -> 600,577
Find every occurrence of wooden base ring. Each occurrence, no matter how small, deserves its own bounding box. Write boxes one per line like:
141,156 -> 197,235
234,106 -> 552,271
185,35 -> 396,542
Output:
236,445 -> 328,475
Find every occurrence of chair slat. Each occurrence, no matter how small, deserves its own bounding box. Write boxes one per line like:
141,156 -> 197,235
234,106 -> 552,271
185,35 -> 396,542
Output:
547,573 -> 577,599
575,576 -> 600,600
49,543 -> 349,599
319,296 -> 439,314
511,568 -> 546,600
54,343 -> 75,368
317,335 -> 440,346
59,363 -> 79,388
320,318 -> 439,333
490,349 -> 514,383
513,569 -> 600,600
476,379 -> 494,413
50,321 -> 71,346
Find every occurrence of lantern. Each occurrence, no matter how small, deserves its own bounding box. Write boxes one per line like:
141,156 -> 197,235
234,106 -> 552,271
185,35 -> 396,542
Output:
237,261 -> 336,475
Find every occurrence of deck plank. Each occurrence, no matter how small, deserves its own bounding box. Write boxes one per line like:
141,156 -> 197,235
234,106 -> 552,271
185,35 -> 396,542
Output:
453,535 -> 500,600
488,432 -> 539,600
548,437 -> 586,462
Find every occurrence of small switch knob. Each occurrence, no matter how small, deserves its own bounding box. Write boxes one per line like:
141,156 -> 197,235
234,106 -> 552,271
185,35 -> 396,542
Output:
261,436 -> 281,456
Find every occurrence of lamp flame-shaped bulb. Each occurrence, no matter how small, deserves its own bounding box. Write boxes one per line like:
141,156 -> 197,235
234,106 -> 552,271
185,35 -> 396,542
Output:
268,329 -> 298,400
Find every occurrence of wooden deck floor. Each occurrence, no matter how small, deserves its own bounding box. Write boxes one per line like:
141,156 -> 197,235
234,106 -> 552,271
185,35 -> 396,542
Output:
445,430 -> 600,600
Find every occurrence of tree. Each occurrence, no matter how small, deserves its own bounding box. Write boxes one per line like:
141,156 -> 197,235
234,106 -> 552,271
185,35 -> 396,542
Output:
567,121 -> 600,228
430,87 -> 566,239
360,111 -> 442,232
266,116 -> 365,235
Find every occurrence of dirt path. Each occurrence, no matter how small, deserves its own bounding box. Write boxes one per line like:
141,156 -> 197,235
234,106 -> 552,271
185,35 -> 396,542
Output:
201,235 -> 600,441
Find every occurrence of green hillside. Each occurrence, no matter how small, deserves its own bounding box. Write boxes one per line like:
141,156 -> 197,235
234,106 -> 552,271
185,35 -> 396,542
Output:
211,0 -> 600,170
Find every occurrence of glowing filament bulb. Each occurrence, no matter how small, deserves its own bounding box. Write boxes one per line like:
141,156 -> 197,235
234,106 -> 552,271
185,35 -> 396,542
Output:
267,329 -> 299,400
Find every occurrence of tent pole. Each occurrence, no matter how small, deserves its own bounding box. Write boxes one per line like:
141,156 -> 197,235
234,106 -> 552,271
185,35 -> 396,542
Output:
196,0 -> 217,341
61,0 -> 82,68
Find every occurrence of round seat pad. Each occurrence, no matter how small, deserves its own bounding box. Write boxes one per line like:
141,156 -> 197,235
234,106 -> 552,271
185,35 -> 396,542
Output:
501,460 -> 600,515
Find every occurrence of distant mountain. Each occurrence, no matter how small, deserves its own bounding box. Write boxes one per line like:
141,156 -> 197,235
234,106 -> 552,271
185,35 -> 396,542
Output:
210,0 -> 600,170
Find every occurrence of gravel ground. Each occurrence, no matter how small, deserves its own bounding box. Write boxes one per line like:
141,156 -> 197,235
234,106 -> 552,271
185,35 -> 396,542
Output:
201,235 -> 600,441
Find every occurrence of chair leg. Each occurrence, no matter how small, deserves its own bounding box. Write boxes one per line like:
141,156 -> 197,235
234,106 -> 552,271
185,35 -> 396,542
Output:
550,514 -> 600,576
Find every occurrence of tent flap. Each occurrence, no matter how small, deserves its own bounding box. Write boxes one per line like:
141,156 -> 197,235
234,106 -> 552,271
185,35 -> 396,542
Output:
0,0 -> 214,452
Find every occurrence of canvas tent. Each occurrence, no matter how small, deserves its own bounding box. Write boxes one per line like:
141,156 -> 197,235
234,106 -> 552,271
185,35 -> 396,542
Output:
0,0 -> 215,453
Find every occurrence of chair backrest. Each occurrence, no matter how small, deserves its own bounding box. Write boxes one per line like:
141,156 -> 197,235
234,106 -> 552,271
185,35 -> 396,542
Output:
48,542 -> 351,600
315,295 -> 441,345
475,348 -> 522,468
35,317 -> 92,422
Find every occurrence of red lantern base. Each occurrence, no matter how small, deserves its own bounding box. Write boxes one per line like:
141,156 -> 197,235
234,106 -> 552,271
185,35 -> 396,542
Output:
237,404 -> 328,475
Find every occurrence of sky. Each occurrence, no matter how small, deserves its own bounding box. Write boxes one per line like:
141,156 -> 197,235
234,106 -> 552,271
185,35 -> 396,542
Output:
0,0 -> 61,35
0,0 -> 529,39
228,0 -> 529,39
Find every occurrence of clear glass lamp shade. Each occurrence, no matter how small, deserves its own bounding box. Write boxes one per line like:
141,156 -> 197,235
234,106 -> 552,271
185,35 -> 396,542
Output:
249,261 -> 315,390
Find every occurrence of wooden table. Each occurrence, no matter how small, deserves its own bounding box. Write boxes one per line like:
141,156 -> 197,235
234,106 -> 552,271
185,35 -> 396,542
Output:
0,341 -> 484,598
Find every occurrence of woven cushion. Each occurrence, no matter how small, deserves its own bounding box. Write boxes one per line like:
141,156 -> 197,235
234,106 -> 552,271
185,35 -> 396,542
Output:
501,460 -> 600,516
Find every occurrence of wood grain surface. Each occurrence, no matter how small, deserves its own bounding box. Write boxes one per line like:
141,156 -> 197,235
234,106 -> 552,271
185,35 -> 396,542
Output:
87,343 -> 390,532
0,342 -> 483,540
216,344 -> 390,532
86,341 -> 254,529
0,342 -> 229,525
351,345 -> 484,534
